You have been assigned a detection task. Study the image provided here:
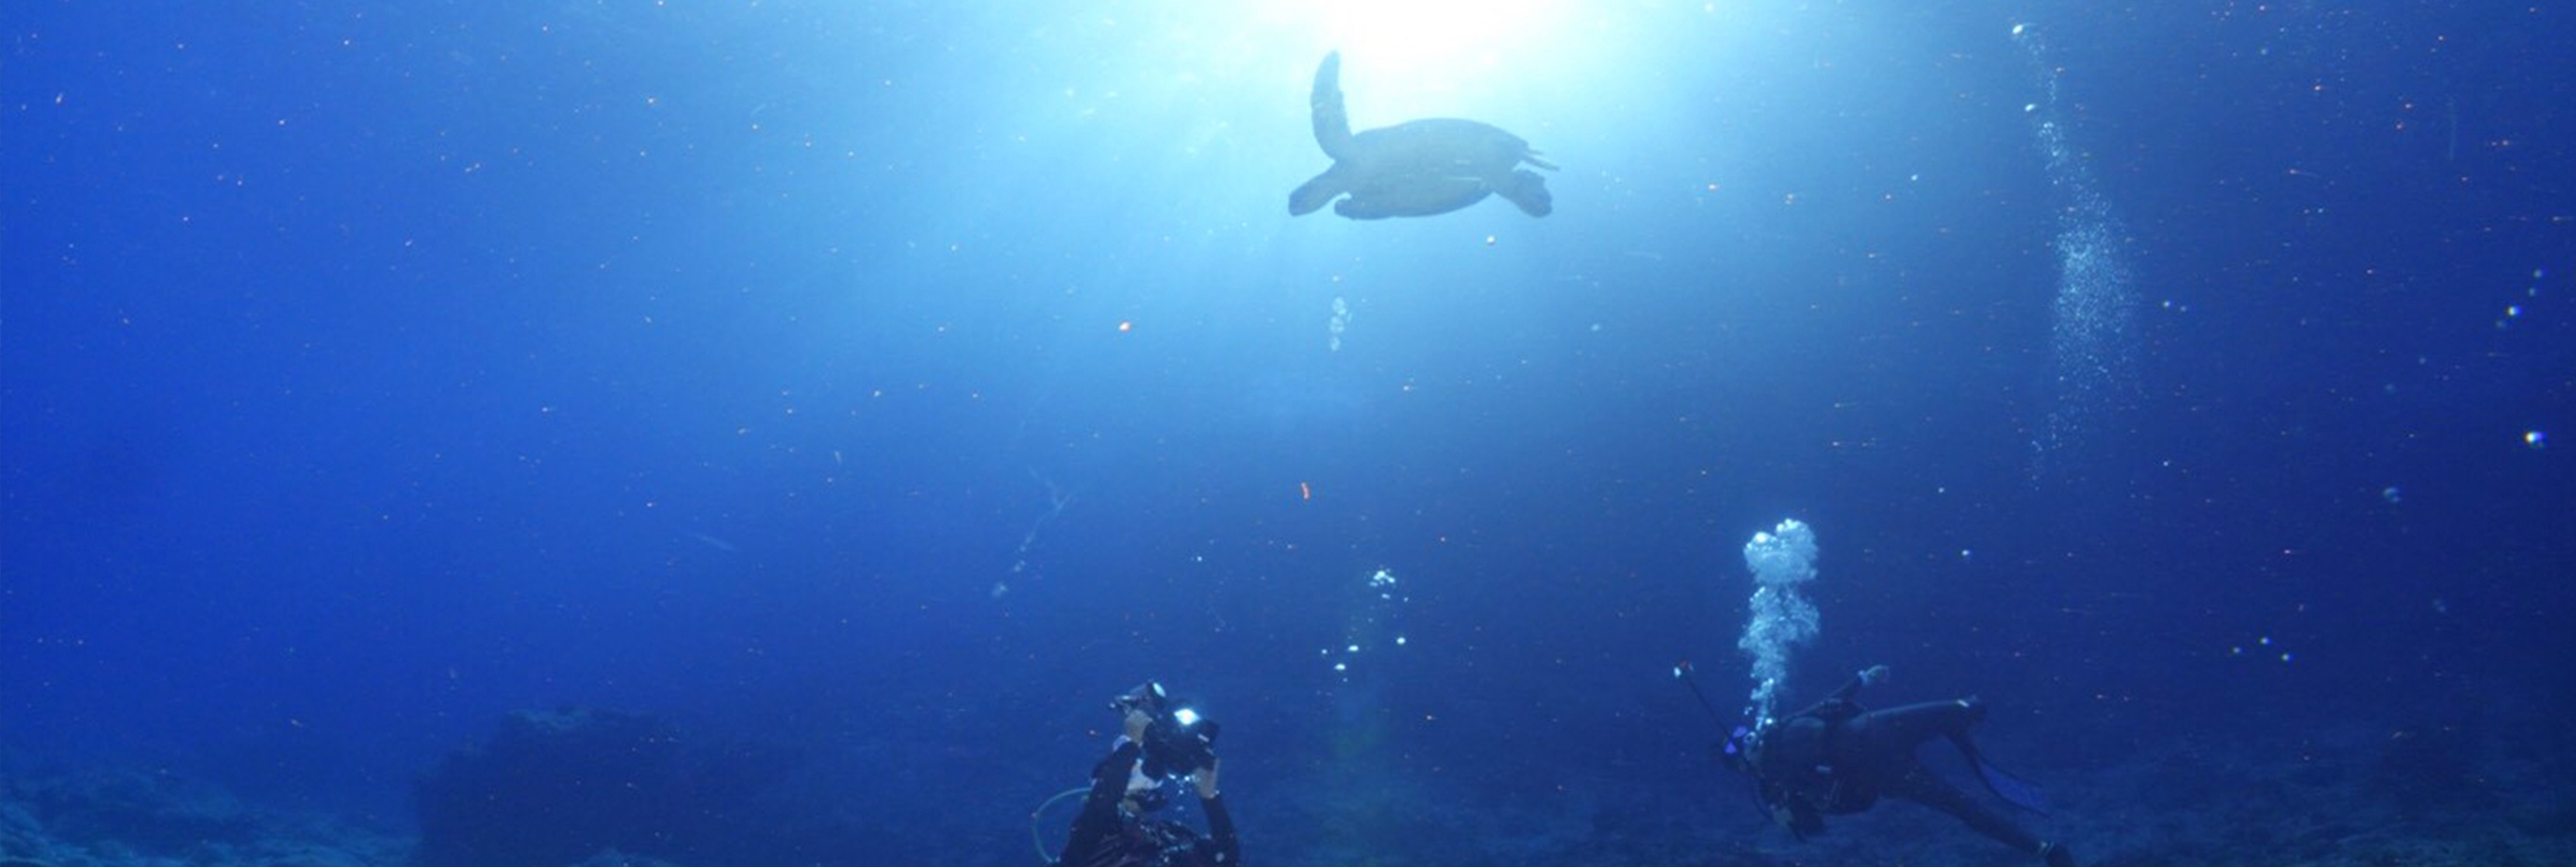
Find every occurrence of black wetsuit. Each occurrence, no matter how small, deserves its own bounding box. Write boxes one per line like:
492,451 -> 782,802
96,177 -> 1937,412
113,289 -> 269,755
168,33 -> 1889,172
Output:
1058,741 -> 1240,867
1746,675 -> 2068,865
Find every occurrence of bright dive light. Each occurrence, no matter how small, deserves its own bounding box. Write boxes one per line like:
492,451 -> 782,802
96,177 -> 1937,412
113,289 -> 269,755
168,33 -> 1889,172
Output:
1172,707 -> 1201,728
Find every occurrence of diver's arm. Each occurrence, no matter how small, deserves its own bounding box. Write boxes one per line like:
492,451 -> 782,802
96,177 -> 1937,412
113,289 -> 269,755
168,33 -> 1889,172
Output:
1786,796 -> 1825,841
1756,778 -> 1822,842
1201,793 -> 1240,864
1820,664 -> 1890,711
1082,740 -> 1143,811
1060,739 -> 1143,864
1195,758 -> 1240,864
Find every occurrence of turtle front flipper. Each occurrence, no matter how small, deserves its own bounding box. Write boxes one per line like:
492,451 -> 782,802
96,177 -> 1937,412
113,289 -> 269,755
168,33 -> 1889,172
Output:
1310,52 -> 1354,159
1290,165 -> 1348,216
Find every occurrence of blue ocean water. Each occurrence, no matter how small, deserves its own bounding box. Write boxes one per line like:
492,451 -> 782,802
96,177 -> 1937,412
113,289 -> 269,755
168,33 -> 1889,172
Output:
4,1 -> 2569,865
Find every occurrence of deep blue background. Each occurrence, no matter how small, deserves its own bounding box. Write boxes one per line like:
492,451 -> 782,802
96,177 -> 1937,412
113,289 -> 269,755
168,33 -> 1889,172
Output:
5,0 -> 2570,851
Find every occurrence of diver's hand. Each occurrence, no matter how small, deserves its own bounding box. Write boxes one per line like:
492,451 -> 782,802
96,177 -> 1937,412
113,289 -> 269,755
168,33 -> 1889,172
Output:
1860,664 -> 1891,685
1122,708 -> 1152,743
1192,758 -> 1221,800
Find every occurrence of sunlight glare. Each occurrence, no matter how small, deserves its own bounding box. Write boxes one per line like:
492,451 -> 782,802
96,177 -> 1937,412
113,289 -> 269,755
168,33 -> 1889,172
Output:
1280,0 -> 1576,88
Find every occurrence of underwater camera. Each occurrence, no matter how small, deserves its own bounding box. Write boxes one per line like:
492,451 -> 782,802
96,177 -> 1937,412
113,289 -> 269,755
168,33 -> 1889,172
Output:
1111,681 -> 1219,780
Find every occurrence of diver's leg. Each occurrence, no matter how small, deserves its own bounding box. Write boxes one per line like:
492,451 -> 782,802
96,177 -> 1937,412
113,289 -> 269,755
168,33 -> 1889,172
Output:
1847,699 -> 1985,757
1944,728 -> 2054,814
1883,763 -> 2048,858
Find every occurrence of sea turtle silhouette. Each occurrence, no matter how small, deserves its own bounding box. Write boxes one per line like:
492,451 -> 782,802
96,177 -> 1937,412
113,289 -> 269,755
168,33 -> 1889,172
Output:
1288,52 -> 1556,220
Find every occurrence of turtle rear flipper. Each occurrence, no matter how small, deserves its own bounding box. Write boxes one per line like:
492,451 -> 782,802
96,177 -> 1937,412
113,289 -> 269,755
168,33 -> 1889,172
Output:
1494,169 -> 1553,217
1310,52 -> 1354,159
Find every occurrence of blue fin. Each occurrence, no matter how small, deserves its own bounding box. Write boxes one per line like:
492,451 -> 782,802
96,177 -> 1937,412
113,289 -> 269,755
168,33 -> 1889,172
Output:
1975,759 -> 2052,815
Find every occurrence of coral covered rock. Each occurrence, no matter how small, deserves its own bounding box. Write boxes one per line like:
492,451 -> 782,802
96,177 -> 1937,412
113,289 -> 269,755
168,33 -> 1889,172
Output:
415,708 -> 695,867
415,708 -> 796,867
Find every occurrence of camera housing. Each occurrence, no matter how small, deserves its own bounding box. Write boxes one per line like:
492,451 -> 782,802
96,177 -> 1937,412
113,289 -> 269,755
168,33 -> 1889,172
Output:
1113,681 -> 1219,780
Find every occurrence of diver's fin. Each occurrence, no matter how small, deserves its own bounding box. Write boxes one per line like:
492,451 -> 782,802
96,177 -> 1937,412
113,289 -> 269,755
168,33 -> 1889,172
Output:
1973,757 -> 2052,816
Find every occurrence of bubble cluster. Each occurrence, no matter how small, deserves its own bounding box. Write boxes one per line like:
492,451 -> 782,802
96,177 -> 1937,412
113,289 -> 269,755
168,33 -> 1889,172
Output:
1738,520 -> 1821,724
2230,634 -> 2296,664
2014,23 -> 2141,483
1324,567 -> 1410,679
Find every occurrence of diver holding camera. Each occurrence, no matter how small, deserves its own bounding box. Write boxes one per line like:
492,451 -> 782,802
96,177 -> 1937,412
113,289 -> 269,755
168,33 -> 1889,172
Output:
1053,681 -> 1240,867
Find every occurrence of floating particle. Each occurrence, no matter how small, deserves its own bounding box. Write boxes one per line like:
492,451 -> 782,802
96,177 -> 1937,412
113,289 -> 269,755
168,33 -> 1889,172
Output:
2527,430 -> 2549,450
2381,485 -> 2402,503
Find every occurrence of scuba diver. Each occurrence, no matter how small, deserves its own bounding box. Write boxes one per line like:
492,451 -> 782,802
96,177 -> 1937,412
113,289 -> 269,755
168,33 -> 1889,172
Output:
1052,681 -> 1240,867
1704,663 -> 2077,867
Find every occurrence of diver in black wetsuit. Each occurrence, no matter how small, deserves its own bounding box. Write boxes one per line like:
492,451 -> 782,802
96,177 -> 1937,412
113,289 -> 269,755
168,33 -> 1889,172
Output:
1720,665 -> 2077,867
1057,682 -> 1240,867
